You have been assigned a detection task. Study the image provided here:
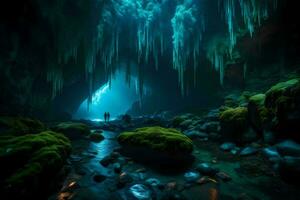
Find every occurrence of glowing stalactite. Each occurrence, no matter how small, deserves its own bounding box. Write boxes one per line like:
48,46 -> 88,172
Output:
47,68 -> 64,98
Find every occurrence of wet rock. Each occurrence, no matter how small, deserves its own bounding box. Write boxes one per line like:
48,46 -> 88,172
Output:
145,178 -> 161,187
262,147 -> 281,159
184,171 -> 200,182
93,174 -> 106,183
240,146 -> 259,156
89,132 -> 104,142
128,184 -> 152,200
198,122 -> 220,133
184,130 -> 208,139
179,119 -> 194,130
276,140 -> 300,157
220,142 -> 236,151
53,122 -> 90,139
206,109 -> 220,121
230,147 -> 240,155
113,163 -> 122,173
100,155 -> 114,167
117,172 -> 133,188
215,172 -> 232,182
196,163 -> 219,176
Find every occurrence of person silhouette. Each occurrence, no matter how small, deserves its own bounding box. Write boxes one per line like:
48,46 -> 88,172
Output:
104,112 -> 107,122
107,112 -> 110,122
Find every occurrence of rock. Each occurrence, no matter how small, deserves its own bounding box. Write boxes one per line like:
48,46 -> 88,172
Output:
117,172 -> 133,188
145,178 -> 161,187
118,126 -> 194,165
220,142 -> 236,151
263,131 -> 275,144
89,132 -> 104,142
262,147 -> 281,159
196,163 -> 219,176
184,171 -> 200,182
0,131 -> 71,197
215,172 -> 232,182
240,146 -> 258,156
276,140 -> 300,157
230,147 -> 240,155
184,130 -> 208,139
93,174 -> 106,183
113,163 -> 122,173
198,122 -> 220,133
53,122 -> 90,139
206,109 -> 220,121
219,107 -> 250,144
100,155 -> 115,167
179,119 -> 194,130
128,184 -> 152,200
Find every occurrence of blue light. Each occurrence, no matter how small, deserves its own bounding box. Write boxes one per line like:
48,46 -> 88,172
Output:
73,70 -> 140,120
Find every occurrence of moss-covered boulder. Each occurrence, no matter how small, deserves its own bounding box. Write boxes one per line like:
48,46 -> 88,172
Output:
0,131 -> 71,198
53,122 -> 90,139
248,94 -> 272,135
219,107 -> 255,143
118,126 -> 193,166
0,116 -> 46,135
265,78 -> 300,141
89,131 -> 104,142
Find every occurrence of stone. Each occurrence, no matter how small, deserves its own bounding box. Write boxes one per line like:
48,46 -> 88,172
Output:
262,147 -> 281,159
276,140 -> 300,157
100,155 -> 114,167
220,142 -> 236,151
145,178 -> 161,187
184,130 -> 208,139
117,172 -> 133,188
239,146 -> 258,156
196,163 -> 219,176
184,171 -> 200,182
129,184 -> 152,200
198,122 -> 220,133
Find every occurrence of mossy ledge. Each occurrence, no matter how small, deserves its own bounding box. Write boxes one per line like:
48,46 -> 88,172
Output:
0,131 -> 71,198
118,126 -> 194,167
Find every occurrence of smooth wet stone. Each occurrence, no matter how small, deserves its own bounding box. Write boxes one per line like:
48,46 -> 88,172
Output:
184,171 -> 200,182
145,178 -> 161,187
129,184 -> 152,200
70,155 -> 83,162
262,147 -> 281,159
220,142 -> 236,151
230,147 -> 240,155
276,140 -> 300,157
196,163 -> 219,176
239,146 -> 258,156
184,130 -> 208,139
198,122 -> 220,132
93,174 -> 106,183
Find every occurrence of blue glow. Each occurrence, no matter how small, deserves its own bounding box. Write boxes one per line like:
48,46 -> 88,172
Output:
73,70 -> 140,120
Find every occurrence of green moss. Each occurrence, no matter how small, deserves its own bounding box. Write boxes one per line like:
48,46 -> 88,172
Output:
53,122 -> 90,138
0,131 -> 71,194
118,126 -> 193,154
220,107 -> 248,124
0,116 -> 46,135
265,78 -> 299,108
249,94 -> 266,106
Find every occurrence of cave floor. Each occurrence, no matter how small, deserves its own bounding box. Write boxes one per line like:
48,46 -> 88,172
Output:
49,124 -> 300,200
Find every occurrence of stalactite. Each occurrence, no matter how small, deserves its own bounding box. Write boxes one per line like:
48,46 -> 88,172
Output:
47,67 -> 64,98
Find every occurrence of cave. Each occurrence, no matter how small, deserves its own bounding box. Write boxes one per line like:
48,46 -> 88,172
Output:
1,0 -> 300,199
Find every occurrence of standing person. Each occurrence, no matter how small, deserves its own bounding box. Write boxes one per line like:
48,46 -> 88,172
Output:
104,112 -> 107,122
107,112 -> 110,122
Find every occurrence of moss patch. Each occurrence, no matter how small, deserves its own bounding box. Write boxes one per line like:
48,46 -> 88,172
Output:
0,116 -> 46,135
53,122 -> 90,139
0,131 -> 71,197
118,126 -> 193,154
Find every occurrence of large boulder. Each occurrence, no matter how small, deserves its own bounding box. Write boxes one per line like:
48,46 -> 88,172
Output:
220,107 -> 256,143
265,78 -> 300,141
0,131 -> 71,198
118,126 -> 193,166
53,122 -> 90,139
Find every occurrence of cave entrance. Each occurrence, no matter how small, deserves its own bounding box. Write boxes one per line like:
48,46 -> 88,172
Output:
73,70 -> 140,121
